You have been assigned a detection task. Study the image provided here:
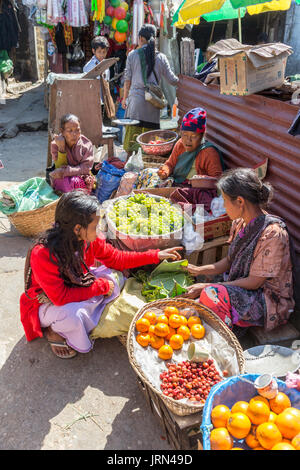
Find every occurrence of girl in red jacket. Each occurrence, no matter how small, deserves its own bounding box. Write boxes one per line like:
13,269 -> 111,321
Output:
20,190 -> 182,359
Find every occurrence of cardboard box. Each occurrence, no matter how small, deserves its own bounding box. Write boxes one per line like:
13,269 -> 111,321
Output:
208,39 -> 293,96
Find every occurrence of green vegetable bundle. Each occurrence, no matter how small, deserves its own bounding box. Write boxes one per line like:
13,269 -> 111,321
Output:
134,259 -> 194,302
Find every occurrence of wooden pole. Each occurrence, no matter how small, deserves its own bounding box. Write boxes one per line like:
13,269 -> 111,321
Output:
238,8 -> 242,43
209,21 -> 216,45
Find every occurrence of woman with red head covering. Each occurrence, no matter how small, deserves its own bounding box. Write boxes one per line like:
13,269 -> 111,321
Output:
158,107 -> 223,185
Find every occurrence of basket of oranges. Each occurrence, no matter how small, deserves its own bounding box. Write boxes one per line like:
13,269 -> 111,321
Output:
127,298 -> 245,416
200,374 -> 300,450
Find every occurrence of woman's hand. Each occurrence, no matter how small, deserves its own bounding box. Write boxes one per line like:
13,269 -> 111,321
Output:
50,167 -> 65,179
180,283 -> 208,299
121,97 -> 127,110
157,166 -> 169,180
105,280 -> 115,297
182,263 -> 201,277
54,134 -> 66,153
158,246 -> 183,261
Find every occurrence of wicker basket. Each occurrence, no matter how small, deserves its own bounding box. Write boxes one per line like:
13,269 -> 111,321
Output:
127,299 -> 245,416
137,130 -> 178,156
7,199 -> 59,238
142,154 -> 169,169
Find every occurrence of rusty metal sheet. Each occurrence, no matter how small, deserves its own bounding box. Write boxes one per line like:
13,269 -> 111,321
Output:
177,75 -> 300,255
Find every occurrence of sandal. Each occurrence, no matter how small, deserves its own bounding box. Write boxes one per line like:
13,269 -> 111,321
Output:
48,340 -> 78,359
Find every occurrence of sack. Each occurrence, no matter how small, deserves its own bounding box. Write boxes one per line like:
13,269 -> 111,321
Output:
95,160 -> 125,203
100,75 -> 116,119
89,278 -> 146,339
138,49 -> 167,110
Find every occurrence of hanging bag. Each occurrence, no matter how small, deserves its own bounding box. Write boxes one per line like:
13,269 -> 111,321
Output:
137,48 -> 166,110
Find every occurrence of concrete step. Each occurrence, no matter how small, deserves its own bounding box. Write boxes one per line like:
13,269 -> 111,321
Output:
249,321 -> 300,348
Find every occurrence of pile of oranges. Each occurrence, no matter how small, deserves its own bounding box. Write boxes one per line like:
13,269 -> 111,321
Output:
210,392 -> 300,450
135,305 -> 206,361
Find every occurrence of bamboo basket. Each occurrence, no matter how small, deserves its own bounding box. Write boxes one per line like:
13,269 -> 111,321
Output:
127,299 -> 245,416
7,199 -> 59,238
142,154 -> 169,169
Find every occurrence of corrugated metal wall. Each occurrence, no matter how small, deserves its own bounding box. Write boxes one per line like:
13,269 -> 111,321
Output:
177,75 -> 300,255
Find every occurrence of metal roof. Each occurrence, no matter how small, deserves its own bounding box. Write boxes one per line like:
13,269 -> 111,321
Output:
177,75 -> 300,255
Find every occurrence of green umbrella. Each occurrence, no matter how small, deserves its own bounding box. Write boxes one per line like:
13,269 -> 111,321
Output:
203,0 -> 246,20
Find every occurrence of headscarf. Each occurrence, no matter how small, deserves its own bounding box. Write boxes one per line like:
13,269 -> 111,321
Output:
138,24 -> 157,78
181,107 -> 207,134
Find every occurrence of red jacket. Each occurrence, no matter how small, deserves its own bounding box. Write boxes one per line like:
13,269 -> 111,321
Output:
20,236 -> 160,341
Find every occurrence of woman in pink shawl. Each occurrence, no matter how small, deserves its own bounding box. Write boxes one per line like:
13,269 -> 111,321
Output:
50,114 -> 95,193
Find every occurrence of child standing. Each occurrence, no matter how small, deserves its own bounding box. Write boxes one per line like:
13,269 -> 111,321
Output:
50,113 -> 95,194
20,191 -> 182,359
83,35 -> 110,109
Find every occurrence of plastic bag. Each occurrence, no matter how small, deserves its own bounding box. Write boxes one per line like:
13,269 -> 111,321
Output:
210,194 -> 226,218
115,172 -> 138,197
124,148 -> 144,172
95,160 -> 125,203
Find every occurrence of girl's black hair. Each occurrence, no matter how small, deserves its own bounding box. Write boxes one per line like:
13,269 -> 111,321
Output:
60,113 -> 80,129
139,24 -> 157,78
217,168 -> 273,207
38,190 -> 99,284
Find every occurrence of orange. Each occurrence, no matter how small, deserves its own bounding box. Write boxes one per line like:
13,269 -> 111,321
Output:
291,432 -> 300,450
283,407 -> 300,419
271,442 -> 295,450
275,410 -> 300,440
135,317 -> 150,333
136,333 -> 150,347
148,324 -> 156,336
168,314 -> 183,329
210,427 -> 233,450
253,446 -> 265,450
245,425 -> 259,449
179,315 -> 188,326
154,322 -> 170,338
187,315 -> 201,328
250,395 -> 270,408
227,412 -> 251,439
268,411 -> 278,423
231,448 -> 243,450
211,405 -> 231,428
157,314 -> 169,325
142,311 -> 157,325
190,323 -> 206,339
231,401 -> 249,415
256,422 -> 282,450
165,326 -> 176,341
158,344 -> 173,360
177,325 -> 191,341
169,334 -> 184,350
269,392 -> 291,414
164,306 -> 179,318
247,399 -> 270,425
149,334 -> 164,350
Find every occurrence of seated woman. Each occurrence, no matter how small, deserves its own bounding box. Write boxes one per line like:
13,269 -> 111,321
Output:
182,168 -> 295,333
20,190 -> 182,359
158,107 -> 223,186
50,113 -> 95,194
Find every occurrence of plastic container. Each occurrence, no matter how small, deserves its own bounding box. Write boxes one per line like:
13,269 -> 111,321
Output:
200,374 -> 300,450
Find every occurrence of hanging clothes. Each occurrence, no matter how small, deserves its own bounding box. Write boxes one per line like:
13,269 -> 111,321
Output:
0,0 -> 19,51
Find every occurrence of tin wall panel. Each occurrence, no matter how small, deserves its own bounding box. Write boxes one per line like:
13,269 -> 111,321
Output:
177,75 -> 300,255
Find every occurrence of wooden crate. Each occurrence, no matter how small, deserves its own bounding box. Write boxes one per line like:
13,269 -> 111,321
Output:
186,235 -> 229,266
137,376 -> 203,450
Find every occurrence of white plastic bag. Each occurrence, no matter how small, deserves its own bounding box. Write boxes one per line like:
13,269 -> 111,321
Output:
124,148 -> 144,172
210,194 -> 226,218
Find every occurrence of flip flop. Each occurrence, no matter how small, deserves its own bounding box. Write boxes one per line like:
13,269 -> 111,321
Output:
48,340 -> 78,359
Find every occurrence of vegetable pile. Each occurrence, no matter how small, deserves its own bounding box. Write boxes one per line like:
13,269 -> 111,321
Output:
134,260 -> 194,301
108,193 -> 184,236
